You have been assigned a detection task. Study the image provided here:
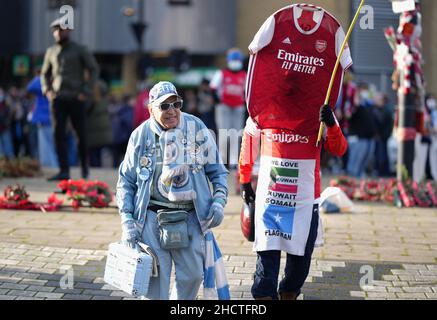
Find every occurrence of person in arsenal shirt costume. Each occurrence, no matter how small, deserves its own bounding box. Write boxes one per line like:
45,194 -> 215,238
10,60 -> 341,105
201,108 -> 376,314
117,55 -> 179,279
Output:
239,4 -> 351,300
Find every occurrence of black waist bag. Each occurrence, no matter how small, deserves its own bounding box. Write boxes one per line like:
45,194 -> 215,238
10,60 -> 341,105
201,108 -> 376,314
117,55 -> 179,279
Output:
156,209 -> 189,250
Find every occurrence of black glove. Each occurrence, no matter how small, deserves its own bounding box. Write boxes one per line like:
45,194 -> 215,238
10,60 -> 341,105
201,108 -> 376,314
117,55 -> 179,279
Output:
320,104 -> 336,128
241,183 -> 255,205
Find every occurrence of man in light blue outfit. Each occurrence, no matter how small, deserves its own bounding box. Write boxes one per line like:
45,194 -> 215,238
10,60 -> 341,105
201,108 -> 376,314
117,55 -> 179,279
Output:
116,81 -> 229,300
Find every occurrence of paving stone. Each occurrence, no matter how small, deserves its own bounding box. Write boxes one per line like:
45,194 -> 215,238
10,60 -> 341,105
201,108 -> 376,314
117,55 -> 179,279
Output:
362,286 -> 387,292
226,273 -> 253,280
402,287 -> 433,293
0,289 -> 10,295
92,277 -> 105,284
0,253 -> 12,259
16,262 -> 46,268
0,295 -> 16,300
0,248 -> 28,255
1,266 -> 30,273
29,268 -> 57,274
0,283 -> 28,290
19,279 -> 48,286
74,282 -> 104,290
44,263 -> 63,269
67,249 -> 95,255
397,275 -> 417,281
418,270 -> 437,276
392,281 -> 410,287
414,275 -> 437,282
35,292 -> 64,299
34,257 -> 63,264
8,255 -> 36,262
7,290 -> 37,297
396,292 -> 427,299
110,291 -> 131,297
0,269 -> 14,276
26,285 -> 55,293
403,264 -> 428,270
392,270 -> 417,275
37,274 -> 62,281
63,294 -> 93,300
0,276 -> 21,283
387,287 -> 404,293
82,289 -> 111,296
54,288 -> 84,294
13,272 -> 41,279
100,284 -> 115,291
91,296 -> 123,300
371,281 -> 392,287
44,281 -> 62,287
24,250 -> 52,258
366,292 -> 397,299
0,259 -> 19,266
350,291 -> 366,298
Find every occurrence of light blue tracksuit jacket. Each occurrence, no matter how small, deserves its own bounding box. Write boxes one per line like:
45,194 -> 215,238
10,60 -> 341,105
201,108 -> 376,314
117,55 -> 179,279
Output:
116,112 -> 228,232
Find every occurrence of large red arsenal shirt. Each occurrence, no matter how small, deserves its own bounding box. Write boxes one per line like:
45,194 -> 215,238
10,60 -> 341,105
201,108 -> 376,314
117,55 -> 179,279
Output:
246,4 -> 353,134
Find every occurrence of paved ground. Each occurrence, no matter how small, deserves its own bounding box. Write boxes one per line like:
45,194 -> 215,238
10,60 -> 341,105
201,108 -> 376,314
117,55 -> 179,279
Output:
1,168 -> 437,300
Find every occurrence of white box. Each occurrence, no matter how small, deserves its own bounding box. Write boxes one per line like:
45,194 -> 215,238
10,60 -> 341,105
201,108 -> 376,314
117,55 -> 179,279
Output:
104,242 -> 158,297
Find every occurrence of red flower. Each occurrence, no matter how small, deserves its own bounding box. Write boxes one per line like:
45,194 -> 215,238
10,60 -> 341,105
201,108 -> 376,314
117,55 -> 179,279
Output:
48,193 -> 63,206
87,189 -> 98,198
72,199 -> 81,210
57,180 -> 69,191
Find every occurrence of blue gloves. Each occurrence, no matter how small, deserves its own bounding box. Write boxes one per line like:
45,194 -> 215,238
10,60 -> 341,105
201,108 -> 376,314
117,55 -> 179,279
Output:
206,192 -> 227,229
121,215 -> 140,248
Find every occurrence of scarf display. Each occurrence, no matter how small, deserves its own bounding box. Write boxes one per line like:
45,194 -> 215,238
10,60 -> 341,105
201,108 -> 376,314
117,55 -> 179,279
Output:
203,231 -> 230,300
150,117 -> 197,202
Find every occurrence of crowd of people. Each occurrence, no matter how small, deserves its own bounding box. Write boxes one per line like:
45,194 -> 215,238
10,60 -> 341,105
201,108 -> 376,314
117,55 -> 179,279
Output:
325,69 -> 437,181
0,41 -> 250,178
0,80 -> 146,169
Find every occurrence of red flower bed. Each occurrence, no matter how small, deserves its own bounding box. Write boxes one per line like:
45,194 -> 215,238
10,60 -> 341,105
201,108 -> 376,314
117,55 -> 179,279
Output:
360,179 -> 382,201
0,185 -> 62,212
397,180 -> 416,208
57,179 -> 113,210
0,180 -> 112,212
412,182 -> 433,208
330,176 -> 357,199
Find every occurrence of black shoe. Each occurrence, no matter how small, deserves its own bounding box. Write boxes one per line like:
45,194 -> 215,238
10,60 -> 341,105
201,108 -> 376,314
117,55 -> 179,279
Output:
81,168 -> 89,180
47,172 -> 70,182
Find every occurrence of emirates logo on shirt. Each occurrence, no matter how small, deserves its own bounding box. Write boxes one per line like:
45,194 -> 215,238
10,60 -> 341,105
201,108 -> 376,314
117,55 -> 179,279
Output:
315,40 -> 327,53
265,132 -> 309,144
277,49 -> 325,75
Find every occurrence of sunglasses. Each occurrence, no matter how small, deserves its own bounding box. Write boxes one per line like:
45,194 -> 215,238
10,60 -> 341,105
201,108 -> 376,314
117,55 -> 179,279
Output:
158,100 -> 183,111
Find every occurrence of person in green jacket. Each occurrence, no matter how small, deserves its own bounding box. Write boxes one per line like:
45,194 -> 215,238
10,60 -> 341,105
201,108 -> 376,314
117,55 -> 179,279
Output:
41,18 -> 99,181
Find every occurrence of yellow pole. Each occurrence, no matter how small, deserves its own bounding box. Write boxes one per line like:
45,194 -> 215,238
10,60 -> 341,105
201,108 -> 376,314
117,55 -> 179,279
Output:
316,0 -> 366,147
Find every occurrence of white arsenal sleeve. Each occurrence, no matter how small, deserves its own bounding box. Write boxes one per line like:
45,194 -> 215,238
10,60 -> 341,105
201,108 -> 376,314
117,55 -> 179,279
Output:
335,27 -> 353,70
248,15 -> 276,55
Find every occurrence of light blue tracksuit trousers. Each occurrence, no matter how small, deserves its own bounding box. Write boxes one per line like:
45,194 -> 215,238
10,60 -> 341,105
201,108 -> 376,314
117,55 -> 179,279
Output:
140,209 -> 205,300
